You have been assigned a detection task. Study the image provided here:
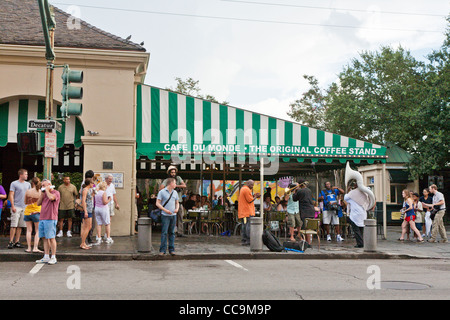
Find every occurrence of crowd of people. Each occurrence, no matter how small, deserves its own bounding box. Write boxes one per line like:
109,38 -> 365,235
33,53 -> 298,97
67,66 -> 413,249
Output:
237,178 -> 448,248
398,185 -> 447,243
0,168 -> 120,264
0,165 -> 447,261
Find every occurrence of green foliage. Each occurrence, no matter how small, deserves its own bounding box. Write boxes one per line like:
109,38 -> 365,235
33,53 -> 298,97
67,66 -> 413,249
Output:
35,172 -> 83,190
168,77 -> 230,105
287,75 -> 327,130
289,18 -> 450,178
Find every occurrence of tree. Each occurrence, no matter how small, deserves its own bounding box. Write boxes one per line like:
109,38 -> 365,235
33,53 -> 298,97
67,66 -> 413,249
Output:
324,46 -> 426,147
408,17 -> 450,177
288,45 -> 447,177
168,77 -> 229,105
287,75 -> 327,130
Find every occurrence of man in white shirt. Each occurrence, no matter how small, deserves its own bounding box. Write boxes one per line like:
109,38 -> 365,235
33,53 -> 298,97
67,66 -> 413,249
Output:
423,184 -> 447,243
344,185 -> 369,248
105,174 -> 119,217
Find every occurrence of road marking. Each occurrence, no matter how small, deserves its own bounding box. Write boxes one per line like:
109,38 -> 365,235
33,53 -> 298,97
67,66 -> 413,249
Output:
225,260 -> 248,272
29,264 -> 45,275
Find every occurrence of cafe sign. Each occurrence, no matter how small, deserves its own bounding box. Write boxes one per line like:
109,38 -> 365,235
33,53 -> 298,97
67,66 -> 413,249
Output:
161,143 -> 381,157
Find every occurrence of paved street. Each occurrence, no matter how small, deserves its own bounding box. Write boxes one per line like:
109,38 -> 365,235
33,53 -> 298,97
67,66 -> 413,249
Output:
1,259 -> 449,300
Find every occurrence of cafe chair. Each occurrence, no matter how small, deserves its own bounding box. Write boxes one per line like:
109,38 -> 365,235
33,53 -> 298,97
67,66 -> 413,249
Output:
183,211 -> 199,235
269,211 -> 287,240
300,218 -> 321,251
206,210 -> 223,236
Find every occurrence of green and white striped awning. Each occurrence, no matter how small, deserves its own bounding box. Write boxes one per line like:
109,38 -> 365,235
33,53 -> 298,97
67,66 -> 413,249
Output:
0,99 -> 84,148
136,85 -> 387,163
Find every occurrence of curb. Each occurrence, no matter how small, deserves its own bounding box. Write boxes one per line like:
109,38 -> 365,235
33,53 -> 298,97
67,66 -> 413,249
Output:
0,250 -> 441,262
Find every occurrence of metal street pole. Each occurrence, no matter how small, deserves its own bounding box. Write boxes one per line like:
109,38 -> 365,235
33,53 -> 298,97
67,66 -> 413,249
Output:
382,162 -> 387,240
43,29 -> 55,181
38,0 -> 56,181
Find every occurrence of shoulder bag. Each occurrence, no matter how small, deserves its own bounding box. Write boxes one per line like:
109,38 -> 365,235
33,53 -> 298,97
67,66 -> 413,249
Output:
150,191 -> 174,223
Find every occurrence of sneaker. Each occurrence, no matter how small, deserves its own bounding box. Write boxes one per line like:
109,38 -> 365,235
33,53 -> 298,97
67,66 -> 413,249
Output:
56,230 -> 63,238
92,238 -> 102,246
7,242 -> 14,249
67,231 -> 72,238
36,257 -> 50,264
336,234 -> 344,242
14,242 -> 24,248
105,237 -> 114,244
48,257 -> 57,265
327,234 -> 332,242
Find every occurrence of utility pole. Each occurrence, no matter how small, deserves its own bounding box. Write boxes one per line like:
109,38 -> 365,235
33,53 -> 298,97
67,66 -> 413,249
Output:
38,0 -> 56,181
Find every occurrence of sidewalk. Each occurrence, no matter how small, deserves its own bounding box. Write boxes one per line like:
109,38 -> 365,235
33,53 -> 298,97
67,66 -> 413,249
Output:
0,226 -> 448,262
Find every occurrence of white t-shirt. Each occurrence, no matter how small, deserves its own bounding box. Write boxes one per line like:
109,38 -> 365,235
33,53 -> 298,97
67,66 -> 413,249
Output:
433,191 -> 446,210
344,194 -> 367,227
106,183 -> 116,201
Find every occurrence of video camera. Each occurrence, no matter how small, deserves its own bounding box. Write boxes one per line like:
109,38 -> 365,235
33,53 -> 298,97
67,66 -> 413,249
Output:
327,202 -> 340,212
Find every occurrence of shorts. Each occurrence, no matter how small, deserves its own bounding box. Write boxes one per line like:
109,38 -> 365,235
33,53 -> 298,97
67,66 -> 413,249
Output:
38,220 -> 57,239
10,207 -> 26,228
405,215 -> 416,222
287,213 -> 302,229
95,206 -> 110,226
80,211 -> 92,219
108,201 -> 115,217
58,209 -> 75,220
24,213 -> 40,223
323,210 -> 339,225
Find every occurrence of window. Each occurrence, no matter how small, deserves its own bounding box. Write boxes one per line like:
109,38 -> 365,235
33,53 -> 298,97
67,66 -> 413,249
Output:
390,184 -> 406,204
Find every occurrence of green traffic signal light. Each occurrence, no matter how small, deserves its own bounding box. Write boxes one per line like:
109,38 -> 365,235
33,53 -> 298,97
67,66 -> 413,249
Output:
61,65 -> 83,118
61,102 -> 83,116
61,69 -> 83,83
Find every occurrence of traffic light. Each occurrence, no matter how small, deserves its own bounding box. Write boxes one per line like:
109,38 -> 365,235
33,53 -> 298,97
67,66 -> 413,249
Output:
17,132 -> 41,153
61,64 -> 83,118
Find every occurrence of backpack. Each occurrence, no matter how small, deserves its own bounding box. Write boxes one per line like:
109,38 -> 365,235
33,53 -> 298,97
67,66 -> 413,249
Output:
262,229 -> 284,252
283,240 -> 311,253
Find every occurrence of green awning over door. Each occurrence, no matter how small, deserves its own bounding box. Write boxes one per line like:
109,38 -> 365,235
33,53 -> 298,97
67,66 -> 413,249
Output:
0,99 -> 84,148
136,84 -> 387,163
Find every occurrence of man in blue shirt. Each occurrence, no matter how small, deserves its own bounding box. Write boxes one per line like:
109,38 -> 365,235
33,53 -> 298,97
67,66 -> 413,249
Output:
156,177 -> 179,256
284,183 -> 302,242
319,181 -> 345,242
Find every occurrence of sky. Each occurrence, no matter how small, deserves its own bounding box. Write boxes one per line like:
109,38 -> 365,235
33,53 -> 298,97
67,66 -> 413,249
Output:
52,0 -> 449,122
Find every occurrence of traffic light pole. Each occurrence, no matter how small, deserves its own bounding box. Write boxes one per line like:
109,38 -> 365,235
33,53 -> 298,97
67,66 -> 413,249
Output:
39,1 -> 82,181
43,28 -> 55,182
38,0 -> 56,181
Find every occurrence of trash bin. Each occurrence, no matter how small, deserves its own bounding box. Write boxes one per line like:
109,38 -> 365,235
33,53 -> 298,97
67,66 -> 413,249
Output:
137,217 -> 153,253
250,217 -> 263,252
364,219 -> 377,252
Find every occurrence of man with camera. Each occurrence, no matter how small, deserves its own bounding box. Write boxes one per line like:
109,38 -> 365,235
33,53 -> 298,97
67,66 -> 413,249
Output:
319,182 -> 345,242
160,166 -> 186,237
423,184 -> 447,243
